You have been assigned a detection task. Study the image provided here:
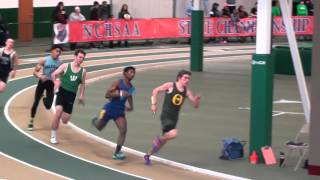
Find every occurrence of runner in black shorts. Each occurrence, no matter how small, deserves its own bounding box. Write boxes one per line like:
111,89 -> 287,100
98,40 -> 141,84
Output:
50,49 -> 87,144
0,38 -> 18,93
143,70 -> 201,165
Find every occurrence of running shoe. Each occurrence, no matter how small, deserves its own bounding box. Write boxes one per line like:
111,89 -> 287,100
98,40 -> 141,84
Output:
91,116 -> 98,128
112,151 -> 126,160
144,154 -> 151,165
28,120 -> 34,131
50,137 -> 58,144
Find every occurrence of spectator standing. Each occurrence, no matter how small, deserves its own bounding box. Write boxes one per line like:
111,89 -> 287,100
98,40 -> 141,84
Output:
210,3 -> 221,17
52,2 -> 68,24
220,5 -> 231,44
272,1 -> 281,17
185,1 -> 193,44
250,2 -> 257,17
221,5 -> 231,18
0,14 -> 9,47
89,1 -> 101,48
292,0 -> 301,15
118,4 -> 131,47
237,5 -> 249,19
69,6 -> 86,22
209,3 -> 221,43
100,0 -> 112,20
185,0 -> 194,18
226,0 -> 236,15
90,1 -> 100,21
51,2 -> 68,47
100,1 -> 114,48
237,5 -> 248,43
305,0 -> 314,15
69,6 -> 86,50
297,1 -> 308,16
297,1 -> 310,41
249,2 -> 257,42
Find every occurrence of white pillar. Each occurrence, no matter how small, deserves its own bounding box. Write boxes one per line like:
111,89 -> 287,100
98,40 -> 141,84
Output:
256,0 -> 272,54
279,0 -> 310,122
288,0 -> 293,15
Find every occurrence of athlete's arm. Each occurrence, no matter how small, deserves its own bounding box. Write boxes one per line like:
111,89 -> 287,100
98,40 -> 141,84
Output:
33,58 -> 47,81
78,69 -> 86,104
51,63 -> 67,91
126,95 -> 134,111
10,53 -> 18,78
105,80 -> 121,99
186,89 -> 201,108
151,82 -> 173,113
51,63 -> 67,81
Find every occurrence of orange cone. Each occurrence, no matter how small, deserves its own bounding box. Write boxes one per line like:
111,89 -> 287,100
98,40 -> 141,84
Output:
250,150 -> 258,164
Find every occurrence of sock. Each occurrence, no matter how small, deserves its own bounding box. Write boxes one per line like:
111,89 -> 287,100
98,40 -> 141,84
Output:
51,130 -> 57,138
115,145 -> 122,154
151,137 -> 162,154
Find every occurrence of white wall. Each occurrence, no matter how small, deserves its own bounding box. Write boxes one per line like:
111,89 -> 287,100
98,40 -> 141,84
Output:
111,0 -> 173,18
2,0 -> 257,18
176,0 -> 257,18
33,0 -> 94,7
1,0 -> 18,8
33,0 -> 173,18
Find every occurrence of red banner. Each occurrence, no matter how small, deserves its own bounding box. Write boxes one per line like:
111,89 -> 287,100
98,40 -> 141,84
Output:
67,17 -> 313,43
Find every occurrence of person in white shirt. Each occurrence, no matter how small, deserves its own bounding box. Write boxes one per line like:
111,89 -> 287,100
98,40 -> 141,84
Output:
69,6 -> 86,22
69,6 -> 86,50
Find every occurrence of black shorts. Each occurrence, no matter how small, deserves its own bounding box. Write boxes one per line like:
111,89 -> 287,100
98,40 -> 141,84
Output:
160,112 -> 179,134
0,71 -> 10,83
55,87 -> 76,114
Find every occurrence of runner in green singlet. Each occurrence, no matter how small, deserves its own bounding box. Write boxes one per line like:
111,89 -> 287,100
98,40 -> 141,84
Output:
49,49 -> 87,144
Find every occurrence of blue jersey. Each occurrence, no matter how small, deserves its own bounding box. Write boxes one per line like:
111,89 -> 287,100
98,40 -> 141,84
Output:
43,55 -> 62,80
105,79 -> 133,113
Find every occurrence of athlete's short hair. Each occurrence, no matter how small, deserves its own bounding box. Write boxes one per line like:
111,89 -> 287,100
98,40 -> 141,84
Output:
123,66 -> 135,73
51,44 -> 63,51
176,69 -> 191,81
74,49 -> 86,57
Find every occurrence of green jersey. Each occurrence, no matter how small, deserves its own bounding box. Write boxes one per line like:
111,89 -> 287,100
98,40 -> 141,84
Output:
272,6 -> 281,16
297,4 -> 308,16
61,63 -> 84,93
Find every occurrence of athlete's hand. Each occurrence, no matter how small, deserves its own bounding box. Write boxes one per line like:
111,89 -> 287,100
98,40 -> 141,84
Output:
10,70 -> 16,79
195,94 -> 201,101
53,79 -> 60,93
78,98 -> 85,106
126,106 -> 133,112
194,94 -> 201,108
151,104 -> 157,114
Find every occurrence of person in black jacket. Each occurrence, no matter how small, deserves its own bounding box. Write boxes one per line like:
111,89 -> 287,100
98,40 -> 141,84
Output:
52,2 -> 68,24
90,1 -> 100,20
210,3 -> 221,17
0,14 -> 9,47
117,4 -> 131,47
